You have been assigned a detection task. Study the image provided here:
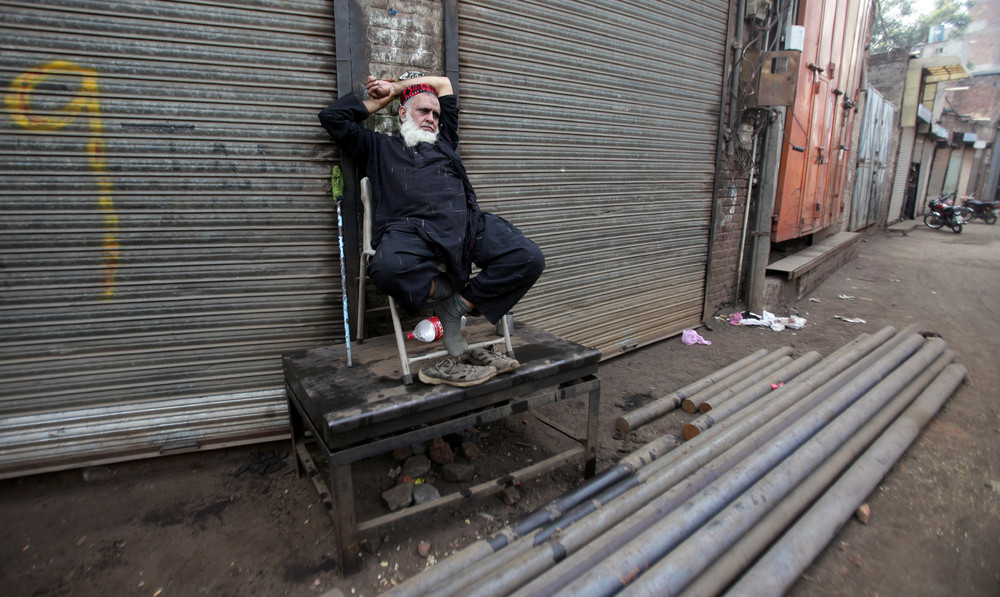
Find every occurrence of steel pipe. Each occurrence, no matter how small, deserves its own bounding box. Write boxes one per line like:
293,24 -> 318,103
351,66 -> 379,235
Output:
507,332 -> 920,597
681,348 -> 793,413
540,334 -> 928,597
684,351 -> 822,439
699,353 -> 801,413
454,329 -> 897,597
403,434 -> 681,597
505,433 -> 679,545
678,348 -> 955,597
614,339 -> 948,597
396,328 -> 897,597
725,363 -> 968,596
616,348 -> 770,432
387,434 -> 680,597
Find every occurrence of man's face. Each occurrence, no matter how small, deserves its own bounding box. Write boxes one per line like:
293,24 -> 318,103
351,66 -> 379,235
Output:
400,93 -> 441,134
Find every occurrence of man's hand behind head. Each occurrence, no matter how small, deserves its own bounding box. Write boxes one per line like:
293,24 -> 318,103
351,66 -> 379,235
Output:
365,76 -> 394,100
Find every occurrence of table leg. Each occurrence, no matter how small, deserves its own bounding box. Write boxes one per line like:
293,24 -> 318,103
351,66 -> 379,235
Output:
584,376 -> 601,478
287,391 -> 305,478
330,462 -> 361,574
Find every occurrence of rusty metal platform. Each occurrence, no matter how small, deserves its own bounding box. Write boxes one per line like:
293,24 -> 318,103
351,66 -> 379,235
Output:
283,321 -> 601,574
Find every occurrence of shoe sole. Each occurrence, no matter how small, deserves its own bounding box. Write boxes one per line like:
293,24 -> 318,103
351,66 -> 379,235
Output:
491,362 -> 519,375
418,367 -> 497,388
468,356 -> 519,375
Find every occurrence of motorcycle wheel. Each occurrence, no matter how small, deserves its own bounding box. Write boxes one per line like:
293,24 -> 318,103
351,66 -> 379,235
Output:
985,211 -> 997,225
950,222 -> 963,233
924,213 -> 943,229
956,206 -> 974,222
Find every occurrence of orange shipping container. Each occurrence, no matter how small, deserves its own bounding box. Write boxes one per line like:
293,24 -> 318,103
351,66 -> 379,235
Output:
773,0 -> 873,242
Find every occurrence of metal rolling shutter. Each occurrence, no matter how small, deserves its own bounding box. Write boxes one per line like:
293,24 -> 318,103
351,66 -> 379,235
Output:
457,0 -> 728,358
0,0 -> 339,476
887,126 -> 916,223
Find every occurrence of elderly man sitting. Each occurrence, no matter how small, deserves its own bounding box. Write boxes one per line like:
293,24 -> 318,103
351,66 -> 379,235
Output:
319,75 -> 544,387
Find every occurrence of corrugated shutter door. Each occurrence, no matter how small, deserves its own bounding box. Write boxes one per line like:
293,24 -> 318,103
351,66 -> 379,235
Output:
0,0 -> 339,476
457,0 -> 728,357
887,127 -> 916,223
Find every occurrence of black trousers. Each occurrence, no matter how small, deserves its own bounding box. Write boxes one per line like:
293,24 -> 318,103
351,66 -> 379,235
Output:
368,212 -> 544,324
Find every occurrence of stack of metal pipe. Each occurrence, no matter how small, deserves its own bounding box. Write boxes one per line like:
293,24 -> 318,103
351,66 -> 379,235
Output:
384,326 -> 966,597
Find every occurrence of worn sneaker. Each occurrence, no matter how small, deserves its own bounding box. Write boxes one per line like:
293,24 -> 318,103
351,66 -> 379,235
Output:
467,347 -> 520,375
418,357 -> 497,388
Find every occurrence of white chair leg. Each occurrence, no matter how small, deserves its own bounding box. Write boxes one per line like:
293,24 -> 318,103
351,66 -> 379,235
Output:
387,296 -> 414,385
500,313 -> 514,358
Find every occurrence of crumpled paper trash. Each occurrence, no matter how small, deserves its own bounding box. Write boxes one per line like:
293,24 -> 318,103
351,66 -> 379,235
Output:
681,329 -> 712,345
737,310 -> 806,332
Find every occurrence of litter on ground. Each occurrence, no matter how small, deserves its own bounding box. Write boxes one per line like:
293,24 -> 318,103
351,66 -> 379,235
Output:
681,329 -> 712,345
732,310 -> 806,332
834,315 -> 866,324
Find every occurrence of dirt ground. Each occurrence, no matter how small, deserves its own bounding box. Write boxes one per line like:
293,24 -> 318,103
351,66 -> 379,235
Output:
2,220 -> 999,597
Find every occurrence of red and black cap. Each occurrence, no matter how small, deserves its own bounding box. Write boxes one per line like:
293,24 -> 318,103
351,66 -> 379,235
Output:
400,83 -> 437,103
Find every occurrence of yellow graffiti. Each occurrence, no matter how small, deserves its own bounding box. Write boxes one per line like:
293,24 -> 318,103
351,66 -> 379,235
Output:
5,60 -> 119,298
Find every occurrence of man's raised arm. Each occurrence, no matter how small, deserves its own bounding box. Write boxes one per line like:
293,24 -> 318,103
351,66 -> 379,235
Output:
362,75 -> 454,114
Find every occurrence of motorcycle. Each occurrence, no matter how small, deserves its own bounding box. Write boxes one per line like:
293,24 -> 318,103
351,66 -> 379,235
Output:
923,192 -> 965,233
960,195 -> 999,225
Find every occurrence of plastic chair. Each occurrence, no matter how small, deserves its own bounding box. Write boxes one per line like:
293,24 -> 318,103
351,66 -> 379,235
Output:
357,177 -> 514,384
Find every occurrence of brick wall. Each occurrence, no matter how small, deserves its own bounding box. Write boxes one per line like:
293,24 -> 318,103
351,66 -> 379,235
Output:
703,159 -> 750,316
363,0 -> 446,134
967,0 -> 1000,73
868,48 -> 910,111
366,0 -> 444,77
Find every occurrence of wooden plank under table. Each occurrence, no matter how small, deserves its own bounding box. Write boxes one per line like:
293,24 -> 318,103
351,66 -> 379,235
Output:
283,323 -> 601,574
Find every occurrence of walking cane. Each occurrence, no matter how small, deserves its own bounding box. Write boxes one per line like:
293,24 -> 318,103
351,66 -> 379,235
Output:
331,165 -> 352,366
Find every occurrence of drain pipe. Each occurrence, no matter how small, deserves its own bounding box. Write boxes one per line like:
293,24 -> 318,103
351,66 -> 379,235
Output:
734,140 -> 757,305
727,0 -> 746,156
679,348 -> 955,597
726,363 -> 968,596
729,0 -> 750,305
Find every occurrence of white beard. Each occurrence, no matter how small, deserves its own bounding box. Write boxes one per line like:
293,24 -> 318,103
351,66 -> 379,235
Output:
400,113 -> 439,147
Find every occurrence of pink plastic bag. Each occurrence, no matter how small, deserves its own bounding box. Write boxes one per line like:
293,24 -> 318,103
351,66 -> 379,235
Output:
681,329 -> 711,346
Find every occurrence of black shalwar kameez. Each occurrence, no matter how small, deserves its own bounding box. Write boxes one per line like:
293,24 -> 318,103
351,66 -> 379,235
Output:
318,91 -> 543,324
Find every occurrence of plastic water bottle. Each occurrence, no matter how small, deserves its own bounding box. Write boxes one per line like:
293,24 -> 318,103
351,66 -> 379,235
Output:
407,316 -> 466,342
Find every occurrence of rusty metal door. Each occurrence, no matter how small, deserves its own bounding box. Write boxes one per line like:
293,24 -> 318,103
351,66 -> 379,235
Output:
0,0 -> 340,476
850,86 -> 894,230
773,0 -> 873,242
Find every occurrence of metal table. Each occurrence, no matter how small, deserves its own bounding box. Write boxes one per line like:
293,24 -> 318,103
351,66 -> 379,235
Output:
283,322 -> 601,574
